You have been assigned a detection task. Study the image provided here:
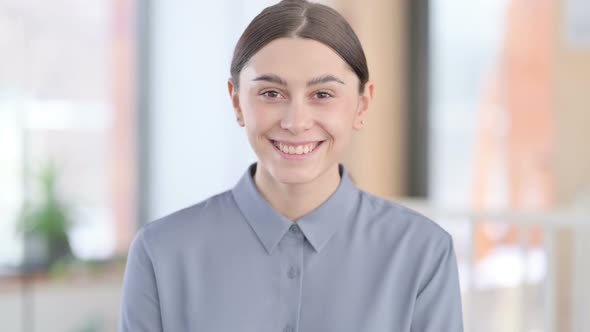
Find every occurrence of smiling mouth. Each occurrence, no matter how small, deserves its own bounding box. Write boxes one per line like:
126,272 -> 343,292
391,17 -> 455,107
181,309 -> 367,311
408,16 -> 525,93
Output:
271,140 -> 324,155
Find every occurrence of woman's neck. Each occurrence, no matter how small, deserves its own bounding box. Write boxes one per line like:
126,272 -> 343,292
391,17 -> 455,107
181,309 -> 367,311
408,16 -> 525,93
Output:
254,164 -> 341,221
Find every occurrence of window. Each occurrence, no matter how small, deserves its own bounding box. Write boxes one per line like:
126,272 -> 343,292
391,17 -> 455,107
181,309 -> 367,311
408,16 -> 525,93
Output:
0,0 -> 136,268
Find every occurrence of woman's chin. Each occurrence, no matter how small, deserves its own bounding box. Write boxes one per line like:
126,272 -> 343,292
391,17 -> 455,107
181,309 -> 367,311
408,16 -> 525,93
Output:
267,167 -> 319,185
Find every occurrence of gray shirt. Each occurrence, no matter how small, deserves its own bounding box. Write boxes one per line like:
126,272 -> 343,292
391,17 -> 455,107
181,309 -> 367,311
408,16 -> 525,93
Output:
119,164 -> 463,332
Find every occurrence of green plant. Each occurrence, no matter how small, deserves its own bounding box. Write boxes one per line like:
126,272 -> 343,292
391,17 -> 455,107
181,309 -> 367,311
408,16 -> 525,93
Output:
69,315 -> 104,332
17,160 -> 74,269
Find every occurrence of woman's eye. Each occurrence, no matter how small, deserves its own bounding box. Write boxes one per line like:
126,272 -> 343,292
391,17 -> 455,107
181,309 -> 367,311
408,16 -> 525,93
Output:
261,90 -> 281,98
315,91 -> 333,99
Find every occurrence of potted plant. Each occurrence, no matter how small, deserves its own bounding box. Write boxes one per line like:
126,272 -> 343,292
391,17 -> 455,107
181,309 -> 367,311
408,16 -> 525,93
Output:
17,160 -> 74,271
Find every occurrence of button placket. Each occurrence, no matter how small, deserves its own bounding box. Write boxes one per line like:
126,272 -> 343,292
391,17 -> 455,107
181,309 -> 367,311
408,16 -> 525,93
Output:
279,223 -> 304,332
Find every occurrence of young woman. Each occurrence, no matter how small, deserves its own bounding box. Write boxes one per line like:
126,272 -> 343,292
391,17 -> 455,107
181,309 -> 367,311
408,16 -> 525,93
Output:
119,1 -> 463,331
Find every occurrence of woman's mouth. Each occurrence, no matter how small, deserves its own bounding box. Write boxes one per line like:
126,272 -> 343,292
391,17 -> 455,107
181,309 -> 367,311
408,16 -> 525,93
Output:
270,139 -> 324,159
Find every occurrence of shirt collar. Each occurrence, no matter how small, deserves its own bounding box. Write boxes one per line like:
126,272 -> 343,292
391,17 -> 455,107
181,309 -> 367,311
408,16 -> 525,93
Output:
231,163 -> 360,255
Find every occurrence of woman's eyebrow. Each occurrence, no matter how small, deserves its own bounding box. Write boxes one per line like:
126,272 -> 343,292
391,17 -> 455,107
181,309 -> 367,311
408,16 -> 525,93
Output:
251,74 -> 346,87
307,75 -> 345,86
252,74 -> 288,86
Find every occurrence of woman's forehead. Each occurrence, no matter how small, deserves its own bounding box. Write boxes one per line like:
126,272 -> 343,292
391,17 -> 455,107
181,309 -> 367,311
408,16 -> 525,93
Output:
241,37 -> 354,82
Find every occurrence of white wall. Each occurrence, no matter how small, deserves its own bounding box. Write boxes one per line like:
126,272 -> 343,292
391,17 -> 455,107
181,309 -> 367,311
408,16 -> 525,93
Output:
148,1 -> 275,220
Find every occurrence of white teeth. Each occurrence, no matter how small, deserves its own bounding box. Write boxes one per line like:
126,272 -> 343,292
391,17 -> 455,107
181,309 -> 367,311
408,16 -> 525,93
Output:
274,141 -> 319,155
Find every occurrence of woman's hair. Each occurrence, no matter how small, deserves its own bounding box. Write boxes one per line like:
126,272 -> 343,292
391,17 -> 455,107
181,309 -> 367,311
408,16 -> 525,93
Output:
230,0 -> 369,93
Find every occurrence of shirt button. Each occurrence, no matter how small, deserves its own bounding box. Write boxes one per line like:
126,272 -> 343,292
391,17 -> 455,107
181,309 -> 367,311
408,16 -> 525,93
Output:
289,224 -> 300,234
287,266 -> 299,279
283,325 -> 294,332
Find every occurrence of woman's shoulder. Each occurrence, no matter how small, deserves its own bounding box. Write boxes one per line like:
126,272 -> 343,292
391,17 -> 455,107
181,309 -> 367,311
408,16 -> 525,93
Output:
356,190 -> 452,245
138,190 -> 235,246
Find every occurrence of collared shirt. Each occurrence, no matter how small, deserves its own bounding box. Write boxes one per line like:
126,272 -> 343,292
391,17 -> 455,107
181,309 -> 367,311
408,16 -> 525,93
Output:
119,164 -> 463,332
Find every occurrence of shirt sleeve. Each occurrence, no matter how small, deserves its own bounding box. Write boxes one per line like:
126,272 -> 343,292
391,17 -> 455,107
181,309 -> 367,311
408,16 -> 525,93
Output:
410,235 -> 464,332
119,229 -> 163,332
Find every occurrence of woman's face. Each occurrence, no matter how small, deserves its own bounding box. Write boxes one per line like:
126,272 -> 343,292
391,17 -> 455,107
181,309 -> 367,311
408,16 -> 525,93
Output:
229,37 -> 373,185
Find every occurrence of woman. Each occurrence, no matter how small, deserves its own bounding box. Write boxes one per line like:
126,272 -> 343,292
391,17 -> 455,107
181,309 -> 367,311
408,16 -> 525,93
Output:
119,1 -> 463,331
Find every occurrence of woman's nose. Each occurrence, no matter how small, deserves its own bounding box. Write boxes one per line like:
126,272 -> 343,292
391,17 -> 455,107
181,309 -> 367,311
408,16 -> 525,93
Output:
280,100 -> 313,134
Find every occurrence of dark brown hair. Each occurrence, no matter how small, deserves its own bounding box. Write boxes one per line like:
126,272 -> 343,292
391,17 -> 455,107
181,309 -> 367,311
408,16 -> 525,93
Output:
230,0 -> 369,93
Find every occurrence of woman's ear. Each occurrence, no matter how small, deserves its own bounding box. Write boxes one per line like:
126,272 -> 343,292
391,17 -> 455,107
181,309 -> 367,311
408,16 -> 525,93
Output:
353,81 -> 374,130
228,79 -> 245,127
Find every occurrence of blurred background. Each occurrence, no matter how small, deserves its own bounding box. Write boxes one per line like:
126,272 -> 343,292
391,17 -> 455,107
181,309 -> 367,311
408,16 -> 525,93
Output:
0,0 -> 588,331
